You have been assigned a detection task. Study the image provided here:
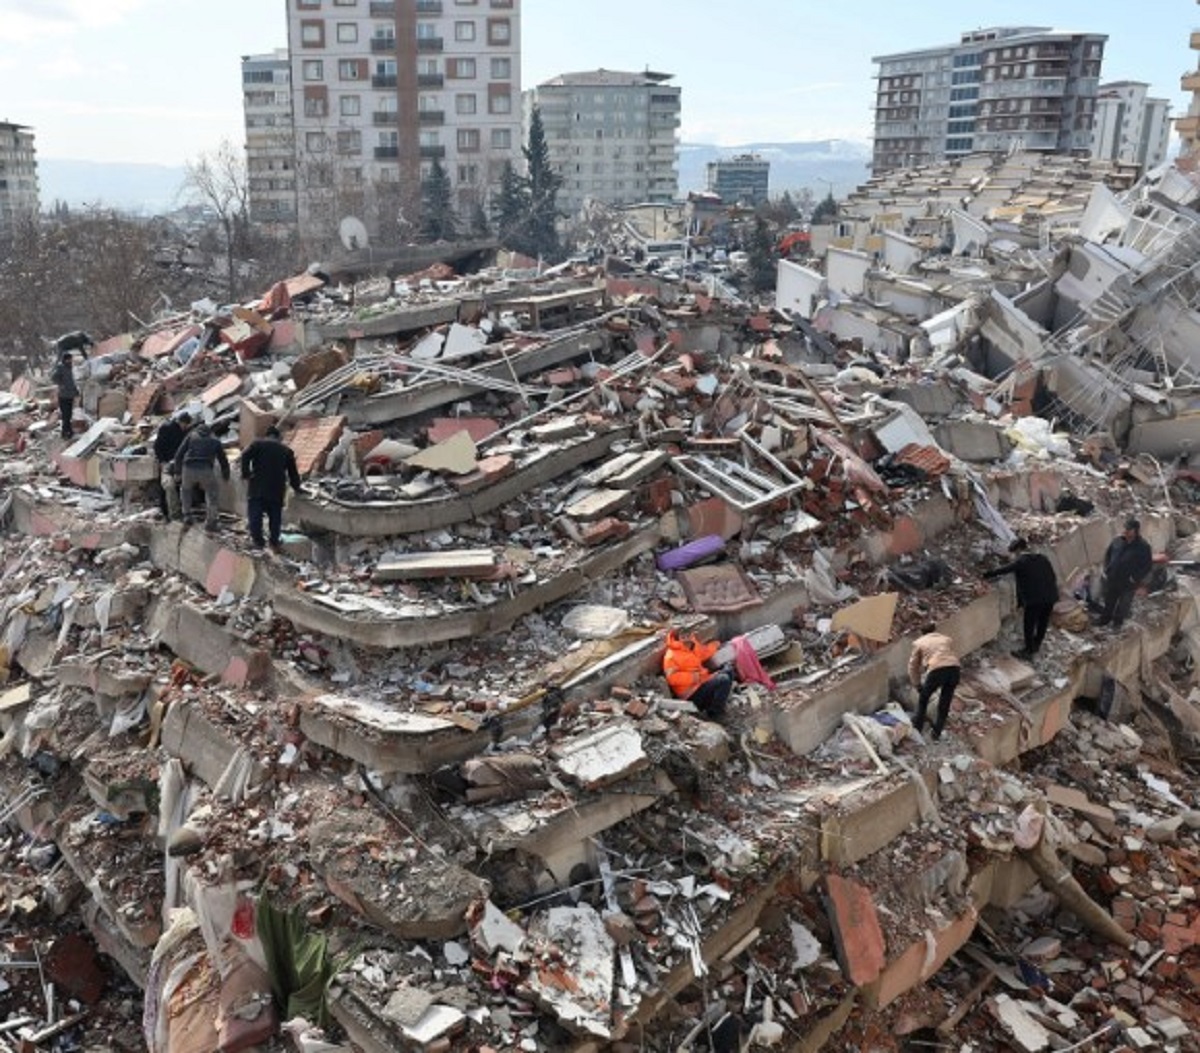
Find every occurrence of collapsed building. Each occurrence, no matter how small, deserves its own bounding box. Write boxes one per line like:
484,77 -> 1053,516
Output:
3,160 -> 1200,1053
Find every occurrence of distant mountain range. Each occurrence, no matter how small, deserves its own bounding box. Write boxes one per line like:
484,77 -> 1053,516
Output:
679,139 -> 872,198
39,159 -> 188,214
37,138 -> 873,213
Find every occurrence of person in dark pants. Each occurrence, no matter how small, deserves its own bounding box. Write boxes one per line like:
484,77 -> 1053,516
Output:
663,630 -> 733,720
239,426 -> 302,550
50,351 -> 80,440
153,412 -> 192,521
173,422 -> 230,531
983,537 -> 1059,658
908,625 -> 961,741
1097,517 -> 1153,628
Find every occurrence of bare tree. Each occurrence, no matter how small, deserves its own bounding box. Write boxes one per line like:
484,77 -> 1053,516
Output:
183,139 -> 250,303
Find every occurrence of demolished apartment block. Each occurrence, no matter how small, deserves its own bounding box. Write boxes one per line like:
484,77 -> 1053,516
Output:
3,178 -> 1200,1052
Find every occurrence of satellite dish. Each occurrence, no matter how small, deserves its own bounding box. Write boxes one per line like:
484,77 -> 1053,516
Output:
339,216 -> 369,252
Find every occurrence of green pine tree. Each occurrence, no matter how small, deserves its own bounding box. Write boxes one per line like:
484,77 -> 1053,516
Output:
420,158 -> 458,242
491,160 -> 531,253
523,106 -> 564,262
747,216 -> 777,293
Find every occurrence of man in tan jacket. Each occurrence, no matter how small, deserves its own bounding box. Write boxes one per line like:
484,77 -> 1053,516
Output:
907,625 -> 961,741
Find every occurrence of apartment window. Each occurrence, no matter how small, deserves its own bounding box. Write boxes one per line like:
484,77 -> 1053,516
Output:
417,21 -> 438,38
297,0 -> 320,7
304,85 -> 328,116
420,130 -> 440,148
454,21 -> 476,41
488,85 -> 511,114
457,128 -> 481,151
458,164 -> 478,184
336,22 -> 358,42
305,132 -> 328,152
300,20 -> 325,46
344,167 -> 363,184
490,57 -> 511,79
339,59 -> 366,80
379,130 -> 399,148
447,57 -> 476,79
418,58 -> 439,76
456,0 -> 477,4
376,58 -> 397,77
335,0 -> 356,4
302,60 -> 324,81
340,95 -> 361,116
487,18 -> 510,45
491,127 -> 512,149
490,0 -> 513,7
336,130 -> 361,154
455,94 -> 477,114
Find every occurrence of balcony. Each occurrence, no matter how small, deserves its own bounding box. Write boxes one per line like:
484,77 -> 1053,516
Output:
417,37 -> 444,52
416,0 -> 443,11
373,111 -> 398,126
420,144 -> 446,159
419,109 -> 445,125
1191,29 -> 1200,50
372,74 -> 397,89
417,73 -> 444,88
374,146 -> 400,159
1177,114 -> 1200,136
1184,70 -> 1200,92
369,0 -> 395,14
370,37 -> 396,53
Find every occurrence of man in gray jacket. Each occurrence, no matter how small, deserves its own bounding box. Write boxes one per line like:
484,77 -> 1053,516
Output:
173,422 -> 230,530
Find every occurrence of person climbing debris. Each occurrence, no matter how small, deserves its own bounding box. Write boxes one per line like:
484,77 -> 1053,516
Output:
907,625 -> 961,741
983,537 -> 1059,658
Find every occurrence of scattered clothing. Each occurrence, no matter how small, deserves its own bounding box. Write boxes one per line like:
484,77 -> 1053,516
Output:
730,634 -> 776,690
908,631 -> 961,741
239,433 -> 302,548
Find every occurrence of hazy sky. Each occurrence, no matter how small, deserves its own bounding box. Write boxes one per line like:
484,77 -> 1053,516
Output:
2,0 -> 1195,165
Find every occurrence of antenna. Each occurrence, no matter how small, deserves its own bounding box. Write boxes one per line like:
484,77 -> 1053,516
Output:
338,216 -> 369,252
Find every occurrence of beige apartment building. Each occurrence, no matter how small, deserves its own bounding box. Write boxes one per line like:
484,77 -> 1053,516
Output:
280,0 -> 521,248
242,50 -> 297,234
0,122 -> 38,241
872,27 -> 1105,174
1178,4 -> 1200,170
526,69 -> 681,216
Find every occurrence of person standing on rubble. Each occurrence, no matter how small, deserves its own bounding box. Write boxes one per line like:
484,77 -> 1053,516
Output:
1097,517 -> 1153,629
983,537 -> 1059,659
153,412 -> 192,522
172,421 -> 230,531
663,630 -> 733,720
239,425 -> 302,551
50,350 -> 81,440
907,625 -> 960,741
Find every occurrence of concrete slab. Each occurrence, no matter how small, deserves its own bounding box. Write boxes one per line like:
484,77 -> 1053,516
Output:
824,873 -> 886,986
161,699 -> 267,793
309,813 -> 487,939
374,550 -> 497,581
552,725 -> 648,789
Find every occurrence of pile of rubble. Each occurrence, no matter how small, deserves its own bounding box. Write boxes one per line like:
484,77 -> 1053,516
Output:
4,159 -> 1200,1053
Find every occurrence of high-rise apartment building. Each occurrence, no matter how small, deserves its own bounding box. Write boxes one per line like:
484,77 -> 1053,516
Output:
243,50 -> 297,233
0,122 -> 38,240
283,0 -> 521,248
1177,4 -> 1200,170
872,27 -> 1105,174
706,154 -> 769,206
1091,81 -> 1171,172
528,70 -> 680,215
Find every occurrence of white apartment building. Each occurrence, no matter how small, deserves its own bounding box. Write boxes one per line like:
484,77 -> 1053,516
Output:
242,50 -> 297,233
0,122 -> 38,240
284,0 -> 521,246
1091,81 -> 1171,171
872,27 -> 1106,174
527,69 -> 681,215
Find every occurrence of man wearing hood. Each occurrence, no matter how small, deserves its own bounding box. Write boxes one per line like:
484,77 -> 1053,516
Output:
173,421 -> 230,531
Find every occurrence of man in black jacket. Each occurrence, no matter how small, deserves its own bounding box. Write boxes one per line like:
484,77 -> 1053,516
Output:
1098,517 -> 1153,628
239,426 -> 302,549
173,422 -> 230,531
984,538 -> 1059,658
153,413 -> 192,521
50,351 -> 80,440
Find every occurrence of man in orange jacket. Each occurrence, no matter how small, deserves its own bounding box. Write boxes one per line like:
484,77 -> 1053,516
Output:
663,631 -> 733,720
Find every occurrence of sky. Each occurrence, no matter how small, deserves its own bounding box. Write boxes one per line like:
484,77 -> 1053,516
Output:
1,0 -> 1196,166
